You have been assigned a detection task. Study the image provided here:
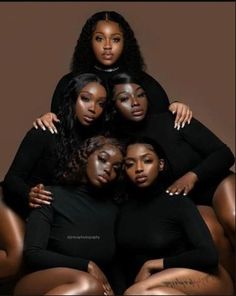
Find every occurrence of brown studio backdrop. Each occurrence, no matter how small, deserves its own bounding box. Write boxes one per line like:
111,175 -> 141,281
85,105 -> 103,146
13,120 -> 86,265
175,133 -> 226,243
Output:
0,2 -> 235,181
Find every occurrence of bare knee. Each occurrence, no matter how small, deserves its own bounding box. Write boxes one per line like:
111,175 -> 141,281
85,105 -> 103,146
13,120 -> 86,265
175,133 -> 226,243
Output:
70,272 -> 104,294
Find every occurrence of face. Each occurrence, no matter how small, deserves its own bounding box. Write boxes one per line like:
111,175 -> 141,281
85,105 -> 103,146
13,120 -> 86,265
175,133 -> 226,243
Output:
86,144 -> 123,188
113,83 -> 148,121
125,143 -> 164,188
75,82 -> 107,126
92,20 -> 124,66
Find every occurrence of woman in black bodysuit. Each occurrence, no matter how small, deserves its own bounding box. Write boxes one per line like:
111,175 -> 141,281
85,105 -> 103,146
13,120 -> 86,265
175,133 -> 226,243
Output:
13,135 -> 124,296
0,73 -> 107,281
107,72 -> 235,279
117,137 -> 233,295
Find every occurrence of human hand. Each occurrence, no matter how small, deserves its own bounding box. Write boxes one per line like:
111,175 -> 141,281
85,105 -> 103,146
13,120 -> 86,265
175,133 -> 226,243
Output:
28,183 -> 53,208
33,112 -> 60,134
88,261 -> 114,295
169,102 -> 193,129
134,264 -> 151,283
166,172 -> 198,196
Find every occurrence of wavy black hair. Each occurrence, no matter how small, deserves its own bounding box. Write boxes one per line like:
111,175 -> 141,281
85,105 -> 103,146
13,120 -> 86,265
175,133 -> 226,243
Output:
61,135 -> 125,186
71,11 -> 145,75
55,73 -> 108,182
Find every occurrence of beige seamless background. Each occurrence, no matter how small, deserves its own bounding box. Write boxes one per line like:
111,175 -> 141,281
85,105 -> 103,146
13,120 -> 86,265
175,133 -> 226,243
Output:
0,2 -> 235,180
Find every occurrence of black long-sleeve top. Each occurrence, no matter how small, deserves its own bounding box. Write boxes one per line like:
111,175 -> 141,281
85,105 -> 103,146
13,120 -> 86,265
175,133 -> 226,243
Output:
3,128 -> 57,218
117,191 -> 218,285
50,70 -> 170,115
24,184 -> 119,274
111,112 -> 235,204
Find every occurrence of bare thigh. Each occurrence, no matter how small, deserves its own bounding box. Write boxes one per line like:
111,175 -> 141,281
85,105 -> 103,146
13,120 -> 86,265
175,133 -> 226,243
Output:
125,265 -> 233,295
14,267 -> 104,295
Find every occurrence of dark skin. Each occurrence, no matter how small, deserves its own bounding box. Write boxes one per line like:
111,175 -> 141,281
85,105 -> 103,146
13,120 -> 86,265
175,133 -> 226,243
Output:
122,143 -> 233,295
113,82 -> 235,250
33,20 -> 193,134
14,142 -> 123,296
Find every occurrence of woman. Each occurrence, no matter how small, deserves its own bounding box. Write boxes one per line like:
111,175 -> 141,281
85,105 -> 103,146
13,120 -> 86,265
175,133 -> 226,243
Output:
2,73 -> 107,218
33,11 -> 192,134
13,135 -> 124,295
0,73 -> 107,285
117,137 -> 233,295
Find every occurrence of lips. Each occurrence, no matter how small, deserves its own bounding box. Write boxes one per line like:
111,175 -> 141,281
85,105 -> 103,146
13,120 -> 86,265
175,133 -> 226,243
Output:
135,174 -> 147,184
131,108 -> 144,117
97,174 -> 110,184
83,115 -> 95,124
102,52 -> 113,60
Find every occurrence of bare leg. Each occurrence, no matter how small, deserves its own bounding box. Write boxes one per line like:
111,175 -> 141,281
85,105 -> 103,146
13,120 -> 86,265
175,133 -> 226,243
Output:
197,205 -> 234,279
124,265 -> 233,295
14,267 -> 106,295
212,174 -> 235,248
0,187 -> 25,280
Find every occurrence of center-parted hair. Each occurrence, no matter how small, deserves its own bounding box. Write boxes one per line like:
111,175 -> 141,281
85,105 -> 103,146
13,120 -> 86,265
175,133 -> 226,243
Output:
71,11 -> 145,75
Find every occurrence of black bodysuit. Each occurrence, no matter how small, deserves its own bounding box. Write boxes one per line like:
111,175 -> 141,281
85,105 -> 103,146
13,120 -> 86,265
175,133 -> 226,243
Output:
111,112 -> 235,205
116,190 -> 218,286
24,184 -> 119,276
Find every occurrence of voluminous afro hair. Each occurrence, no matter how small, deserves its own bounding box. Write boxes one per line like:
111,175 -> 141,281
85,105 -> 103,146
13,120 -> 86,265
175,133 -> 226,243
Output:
71,11 -> 146,75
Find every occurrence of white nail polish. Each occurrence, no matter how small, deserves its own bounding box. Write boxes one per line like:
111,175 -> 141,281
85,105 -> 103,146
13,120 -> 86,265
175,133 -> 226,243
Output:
182,122 -> 185,128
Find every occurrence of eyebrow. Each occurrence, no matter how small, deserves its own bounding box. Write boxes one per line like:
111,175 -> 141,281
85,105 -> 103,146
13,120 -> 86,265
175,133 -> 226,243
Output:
79,91 -> 106,100
125,153 -> 154,160
115,87 -> 143,97
94,32 -> 122,36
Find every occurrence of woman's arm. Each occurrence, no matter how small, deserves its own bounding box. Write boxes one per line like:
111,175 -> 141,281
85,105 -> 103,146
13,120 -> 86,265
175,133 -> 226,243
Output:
3,128 -> 53,208
163,198 -> 218,271
24,204 -> 89,272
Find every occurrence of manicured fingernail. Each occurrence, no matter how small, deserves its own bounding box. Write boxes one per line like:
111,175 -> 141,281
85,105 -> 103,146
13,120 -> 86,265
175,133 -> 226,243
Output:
182,122 -> 185,128
177,124 -> 180,130
42,126 -> 46,131
172,110 -> 176,114
174,122 -> 178,129
49,128 -> 54,134
188,120 -> 190,124
166,190 -> 169,193
183,192 -> 187,196
169,192 -> 174,196
175,192 -> 179,195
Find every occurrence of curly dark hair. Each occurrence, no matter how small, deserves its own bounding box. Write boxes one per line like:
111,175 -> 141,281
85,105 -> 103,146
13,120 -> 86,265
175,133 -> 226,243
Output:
62,135 -> 125,185
71,11 -> 146,75
55,73 -> 108,182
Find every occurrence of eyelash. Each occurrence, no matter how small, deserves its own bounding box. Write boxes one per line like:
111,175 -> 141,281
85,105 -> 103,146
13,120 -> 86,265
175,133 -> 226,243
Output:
80,96 -> 90,102
94,36 -> 121,43
98,155 -> 107,163
137,92 -> 146,98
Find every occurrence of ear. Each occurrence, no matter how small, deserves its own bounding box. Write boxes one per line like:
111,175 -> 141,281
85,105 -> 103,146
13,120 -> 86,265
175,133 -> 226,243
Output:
159,159 -> 165,171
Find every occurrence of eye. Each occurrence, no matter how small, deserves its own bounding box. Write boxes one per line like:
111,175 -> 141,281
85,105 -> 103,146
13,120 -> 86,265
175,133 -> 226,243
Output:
113,163 -> 122,172
137,91 -> 146,98
143,158 -> 153,164
98,101 -> 106,108
125,161 -> 134,169
98,155 -> 107,163
80,95 -> 90,102
95,36 -> 103,42
112,37 -> 121,43
119,96 -> 129,103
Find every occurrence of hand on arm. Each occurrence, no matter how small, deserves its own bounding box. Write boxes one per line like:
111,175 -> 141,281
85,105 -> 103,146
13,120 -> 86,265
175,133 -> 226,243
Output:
166,171 -> 198,196
33,112 -> 60,134
135,259 -> 164,282
88,261 -> 114,295
28,184 -> 53,208
169,102 -> 193,129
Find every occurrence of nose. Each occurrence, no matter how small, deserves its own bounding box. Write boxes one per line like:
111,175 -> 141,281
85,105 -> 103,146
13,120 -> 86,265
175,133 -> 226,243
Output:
104,163 -> 112,176
131,96 -> 140,107
135,161 -> 143,174
88,102 -> 96,114
103,39 -> 112,49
